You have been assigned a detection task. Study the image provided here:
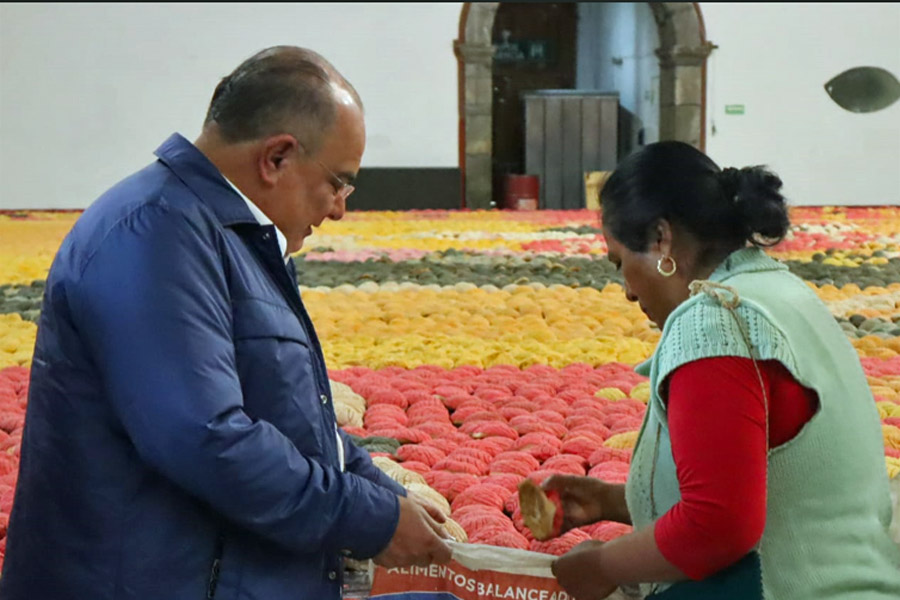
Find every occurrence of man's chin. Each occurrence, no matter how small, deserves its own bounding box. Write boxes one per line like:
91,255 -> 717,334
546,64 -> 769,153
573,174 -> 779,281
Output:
289,227 -> 313,253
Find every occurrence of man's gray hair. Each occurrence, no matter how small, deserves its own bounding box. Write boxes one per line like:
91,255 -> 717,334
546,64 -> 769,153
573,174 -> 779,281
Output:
204,46 -> 361,154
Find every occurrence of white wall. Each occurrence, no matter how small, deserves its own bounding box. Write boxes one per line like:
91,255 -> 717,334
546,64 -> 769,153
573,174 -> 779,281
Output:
701,2 -> 900,206
1,2 -> 898,209
576,2 -> 660,152
0,2 -> 462,209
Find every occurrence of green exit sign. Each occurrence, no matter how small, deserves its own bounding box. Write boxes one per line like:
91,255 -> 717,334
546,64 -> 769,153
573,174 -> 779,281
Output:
725,104 -> 745,115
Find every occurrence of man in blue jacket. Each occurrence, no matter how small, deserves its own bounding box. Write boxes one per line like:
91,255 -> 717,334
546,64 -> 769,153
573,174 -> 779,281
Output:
0,46 -> 451,599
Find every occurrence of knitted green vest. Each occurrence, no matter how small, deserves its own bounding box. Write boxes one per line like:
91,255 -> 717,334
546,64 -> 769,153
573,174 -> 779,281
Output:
625,248 -> 900,598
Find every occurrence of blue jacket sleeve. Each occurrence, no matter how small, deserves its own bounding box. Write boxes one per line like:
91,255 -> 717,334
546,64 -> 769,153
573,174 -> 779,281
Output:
340,430 -> 407,497
70,201 -> 398,559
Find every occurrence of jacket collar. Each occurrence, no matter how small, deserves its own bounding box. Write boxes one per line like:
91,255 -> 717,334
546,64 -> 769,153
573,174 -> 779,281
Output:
154,133 -> 257,227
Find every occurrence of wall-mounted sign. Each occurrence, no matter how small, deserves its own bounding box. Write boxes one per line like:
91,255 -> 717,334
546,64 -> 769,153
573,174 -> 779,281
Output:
725,104 -> 745,115
493,30 -> 554,64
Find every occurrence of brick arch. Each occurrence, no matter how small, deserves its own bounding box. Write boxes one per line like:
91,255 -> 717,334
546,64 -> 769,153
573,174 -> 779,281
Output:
454,2 -> 715,209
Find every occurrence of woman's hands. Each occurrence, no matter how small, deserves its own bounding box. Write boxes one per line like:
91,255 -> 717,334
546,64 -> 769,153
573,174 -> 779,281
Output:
541,476 -> 635,599
541,475 -> 631,532
552,540 -> 619,600
554,522 -> 689,599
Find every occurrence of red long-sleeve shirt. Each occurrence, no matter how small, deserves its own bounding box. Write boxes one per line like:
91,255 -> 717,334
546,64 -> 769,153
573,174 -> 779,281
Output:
654,356 -> 819,580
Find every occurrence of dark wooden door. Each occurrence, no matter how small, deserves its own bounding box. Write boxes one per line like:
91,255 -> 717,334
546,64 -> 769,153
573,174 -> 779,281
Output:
491,2 -> 577,205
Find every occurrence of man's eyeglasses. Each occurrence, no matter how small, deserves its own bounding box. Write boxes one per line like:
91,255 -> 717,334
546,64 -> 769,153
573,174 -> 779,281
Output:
294,138 -> 355,202
314,160 -> 355,202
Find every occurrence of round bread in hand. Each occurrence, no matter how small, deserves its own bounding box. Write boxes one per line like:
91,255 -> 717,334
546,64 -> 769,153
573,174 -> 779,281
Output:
517,478 -> 563,541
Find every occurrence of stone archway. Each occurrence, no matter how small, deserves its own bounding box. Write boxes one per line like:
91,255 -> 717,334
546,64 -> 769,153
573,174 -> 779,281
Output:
454,2 -> 716,209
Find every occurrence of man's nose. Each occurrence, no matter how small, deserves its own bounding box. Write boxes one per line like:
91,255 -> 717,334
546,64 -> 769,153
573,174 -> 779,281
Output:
329,196 -> 346,221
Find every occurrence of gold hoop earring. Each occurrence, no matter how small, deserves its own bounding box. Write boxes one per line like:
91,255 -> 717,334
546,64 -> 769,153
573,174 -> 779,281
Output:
657,255 -> 677,277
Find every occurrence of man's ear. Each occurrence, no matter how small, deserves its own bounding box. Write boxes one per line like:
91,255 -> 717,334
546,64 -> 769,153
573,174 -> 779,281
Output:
651,219 -> 674,256
258,134 -> 299,186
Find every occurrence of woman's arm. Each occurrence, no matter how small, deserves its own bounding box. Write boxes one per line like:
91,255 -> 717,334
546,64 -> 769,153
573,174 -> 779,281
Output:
555,357 -> 816,592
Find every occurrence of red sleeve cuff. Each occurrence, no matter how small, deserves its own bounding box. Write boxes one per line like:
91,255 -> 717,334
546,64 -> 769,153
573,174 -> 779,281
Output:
655,514 -> 708,581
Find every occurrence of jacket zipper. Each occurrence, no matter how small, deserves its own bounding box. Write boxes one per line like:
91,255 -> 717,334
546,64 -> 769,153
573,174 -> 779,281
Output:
206,534 -> 225,599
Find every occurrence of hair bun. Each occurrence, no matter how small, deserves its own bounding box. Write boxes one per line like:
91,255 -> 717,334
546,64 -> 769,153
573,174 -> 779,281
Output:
723,166 -> 789,245
717,167 -> 742,201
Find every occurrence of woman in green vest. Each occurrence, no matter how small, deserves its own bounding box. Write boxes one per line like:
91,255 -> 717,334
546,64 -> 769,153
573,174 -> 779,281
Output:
547,141 -> 900,599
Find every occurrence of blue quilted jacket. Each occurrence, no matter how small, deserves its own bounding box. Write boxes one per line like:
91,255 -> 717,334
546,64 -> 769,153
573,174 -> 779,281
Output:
0,133 -> 404,600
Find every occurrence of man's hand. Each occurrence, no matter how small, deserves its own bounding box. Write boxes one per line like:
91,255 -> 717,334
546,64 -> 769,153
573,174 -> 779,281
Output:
407,490 -> 450,537
374,495 -> 452,568
552,540 -> 618,600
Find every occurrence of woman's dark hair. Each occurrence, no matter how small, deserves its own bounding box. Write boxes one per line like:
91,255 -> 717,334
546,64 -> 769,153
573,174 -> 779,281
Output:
600,141 -> 790,260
